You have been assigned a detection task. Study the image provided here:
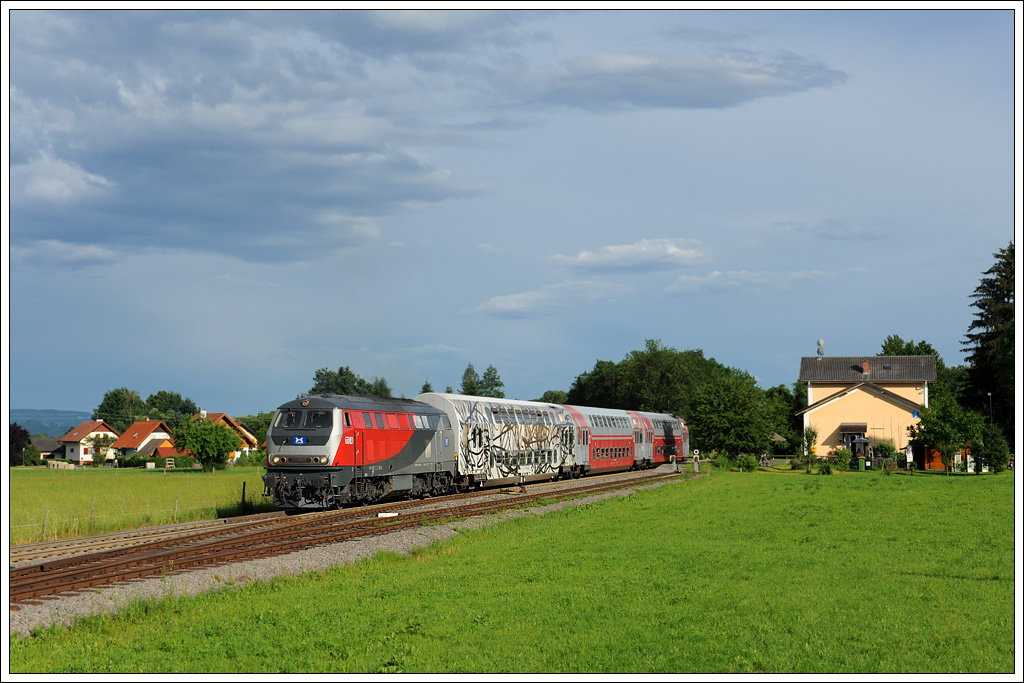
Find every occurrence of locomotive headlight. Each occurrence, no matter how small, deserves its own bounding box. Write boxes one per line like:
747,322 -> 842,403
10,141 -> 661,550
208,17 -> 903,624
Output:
273,456 -> 280,464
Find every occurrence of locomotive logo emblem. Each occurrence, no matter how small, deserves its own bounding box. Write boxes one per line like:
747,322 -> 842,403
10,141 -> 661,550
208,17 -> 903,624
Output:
293,436 -> 307,445
444,436 -> 449,447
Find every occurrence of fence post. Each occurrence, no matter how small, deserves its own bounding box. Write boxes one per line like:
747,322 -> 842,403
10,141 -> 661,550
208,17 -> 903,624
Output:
91,498 -> 95,530
175,492 -> 179,523
43,509 -> 49,542
241,481 -> 247,507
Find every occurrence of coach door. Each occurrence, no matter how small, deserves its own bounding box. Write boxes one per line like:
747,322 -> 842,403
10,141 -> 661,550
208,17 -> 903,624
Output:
439,415 -> 455,470
578,427 -> 591,464
635,428 -> 653,463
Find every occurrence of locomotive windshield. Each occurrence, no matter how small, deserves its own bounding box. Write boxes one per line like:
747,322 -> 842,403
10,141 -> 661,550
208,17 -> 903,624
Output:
274,409 -> 334,430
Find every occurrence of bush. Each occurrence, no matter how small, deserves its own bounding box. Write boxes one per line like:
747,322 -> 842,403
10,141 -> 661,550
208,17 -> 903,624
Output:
880,458 -> 898,475
833,447 -> 853,472
20,445 -> 42,467
234,450 -> 266,468
819,461 -> 833,475
874,441 -> 897,461
978,424 -> 1011,473
733,454 -> 758,472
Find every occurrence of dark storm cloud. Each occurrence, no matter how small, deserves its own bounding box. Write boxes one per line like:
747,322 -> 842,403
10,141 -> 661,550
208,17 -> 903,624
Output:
10,10 -> 846,268
10,10 -> 489,264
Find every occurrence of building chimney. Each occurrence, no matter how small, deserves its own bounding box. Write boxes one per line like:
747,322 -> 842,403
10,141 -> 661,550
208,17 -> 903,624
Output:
862,361 -> 869,374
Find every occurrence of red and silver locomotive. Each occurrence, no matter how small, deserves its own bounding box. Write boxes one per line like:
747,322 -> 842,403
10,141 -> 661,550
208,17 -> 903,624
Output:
262,392 -> 688,510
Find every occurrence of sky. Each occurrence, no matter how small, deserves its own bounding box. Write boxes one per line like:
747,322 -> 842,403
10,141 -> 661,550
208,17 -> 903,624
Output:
4,7 -> 1020,419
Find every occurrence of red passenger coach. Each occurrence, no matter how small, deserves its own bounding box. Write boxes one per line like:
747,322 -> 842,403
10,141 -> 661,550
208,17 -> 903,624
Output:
560,404 -> 686,475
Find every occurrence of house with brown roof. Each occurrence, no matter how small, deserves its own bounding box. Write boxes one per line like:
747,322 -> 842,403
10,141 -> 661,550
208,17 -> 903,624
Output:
196,411 -> 259,460
797,356 -> 936,468
111,419 -> 174,459
30,437 -> 65,460
57,421 -> 121,465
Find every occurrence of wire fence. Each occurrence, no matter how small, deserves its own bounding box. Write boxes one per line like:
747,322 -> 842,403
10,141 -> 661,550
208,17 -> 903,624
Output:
11,482 -> 260,544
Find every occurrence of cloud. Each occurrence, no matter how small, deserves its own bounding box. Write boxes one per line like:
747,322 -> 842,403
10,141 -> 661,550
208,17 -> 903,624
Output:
12,153 -> 116,204
472,280 -> 632,319
551,238 -> 709,271
10,239 -> 121,270
531,48 -> 848,111
666,268 -> 866,294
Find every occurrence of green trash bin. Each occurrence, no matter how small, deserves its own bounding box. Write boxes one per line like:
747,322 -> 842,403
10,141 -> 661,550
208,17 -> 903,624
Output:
858,456 -> 866,472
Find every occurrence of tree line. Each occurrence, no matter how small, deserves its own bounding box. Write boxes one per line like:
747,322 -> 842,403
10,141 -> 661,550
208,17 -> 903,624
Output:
305,341 -> 804,458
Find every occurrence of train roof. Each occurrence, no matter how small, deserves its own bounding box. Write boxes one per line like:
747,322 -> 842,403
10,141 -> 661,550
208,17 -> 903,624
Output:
415,393 -> 572,425
277,394 -> 442,414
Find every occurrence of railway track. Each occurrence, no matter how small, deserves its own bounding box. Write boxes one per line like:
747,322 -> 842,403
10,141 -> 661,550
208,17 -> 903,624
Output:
10,469 -> 683,609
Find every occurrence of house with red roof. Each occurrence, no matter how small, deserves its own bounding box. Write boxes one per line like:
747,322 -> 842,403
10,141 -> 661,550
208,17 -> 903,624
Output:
111,419 -> 174,459
58,421 -> 121,465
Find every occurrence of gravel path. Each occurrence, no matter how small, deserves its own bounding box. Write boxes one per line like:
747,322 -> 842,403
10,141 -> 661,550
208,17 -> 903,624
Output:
9,467 -> 686,639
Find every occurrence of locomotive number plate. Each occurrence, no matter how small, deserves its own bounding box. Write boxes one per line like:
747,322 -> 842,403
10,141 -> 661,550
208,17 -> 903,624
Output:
345,436 -> 354,444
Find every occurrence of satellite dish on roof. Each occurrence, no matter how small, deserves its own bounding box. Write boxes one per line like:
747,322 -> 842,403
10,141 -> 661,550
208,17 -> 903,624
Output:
817,339 -> 825,357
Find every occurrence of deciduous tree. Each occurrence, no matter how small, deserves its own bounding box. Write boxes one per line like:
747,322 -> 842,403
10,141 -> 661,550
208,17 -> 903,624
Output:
309,366 -> 391,397
688,373 -> 773,458
145,390 -> 199,422
9,422 -> 31,466
535,390 -> 569,404
907,391 -> 985,475
173,418 -> 241,472
93,387 -> 146,433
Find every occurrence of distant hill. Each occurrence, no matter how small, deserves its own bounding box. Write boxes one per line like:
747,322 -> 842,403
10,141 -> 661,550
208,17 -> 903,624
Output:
11,409 -> 92,437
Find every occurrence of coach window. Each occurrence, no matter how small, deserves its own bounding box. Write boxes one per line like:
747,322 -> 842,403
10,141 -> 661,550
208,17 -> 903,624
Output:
442,416 -> 451,429
374,413 -> 385,429
344,412 -> 352,428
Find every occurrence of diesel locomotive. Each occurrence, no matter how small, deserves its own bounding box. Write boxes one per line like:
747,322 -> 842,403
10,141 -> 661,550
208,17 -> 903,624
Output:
262,392 -> 688,510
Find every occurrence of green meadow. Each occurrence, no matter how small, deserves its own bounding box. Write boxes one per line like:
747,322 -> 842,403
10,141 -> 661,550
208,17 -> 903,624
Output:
9,469 -> 1016,673
8,466 -> 275,545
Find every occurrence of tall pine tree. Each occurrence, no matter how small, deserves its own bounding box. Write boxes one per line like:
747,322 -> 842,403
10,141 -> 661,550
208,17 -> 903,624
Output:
962,242 -> 1014,443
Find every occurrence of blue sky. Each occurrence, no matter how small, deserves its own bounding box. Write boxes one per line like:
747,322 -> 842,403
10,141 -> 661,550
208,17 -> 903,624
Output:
5,8 -> 1020,418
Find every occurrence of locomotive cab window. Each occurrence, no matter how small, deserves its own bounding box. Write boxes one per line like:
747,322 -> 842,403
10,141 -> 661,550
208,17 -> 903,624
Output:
275,410 -> 303,429
304,410 -> 332,429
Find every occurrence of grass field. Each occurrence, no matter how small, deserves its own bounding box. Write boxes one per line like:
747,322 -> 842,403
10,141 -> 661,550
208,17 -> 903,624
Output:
8,466 -> 276,545
8,468 -> 1017,673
